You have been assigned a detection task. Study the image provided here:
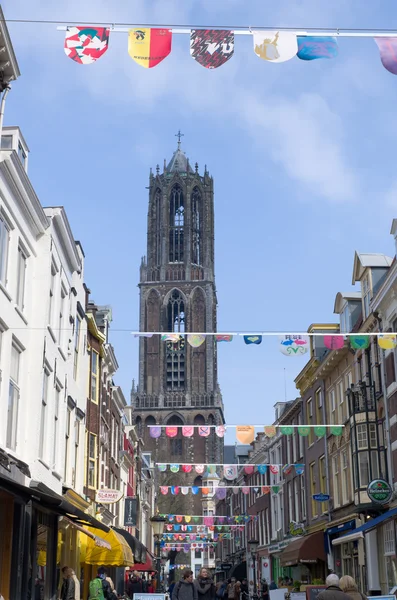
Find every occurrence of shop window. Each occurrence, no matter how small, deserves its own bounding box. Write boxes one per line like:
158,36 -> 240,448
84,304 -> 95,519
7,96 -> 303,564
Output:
384,522 -> 397,590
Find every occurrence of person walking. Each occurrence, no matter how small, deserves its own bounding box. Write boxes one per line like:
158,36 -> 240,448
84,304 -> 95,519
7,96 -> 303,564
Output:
317,575 -> 353,600
127,572 -> 143,599
226,579 -> 237,600
261,581 -> 269,600
89,567 -> 112,600
172,569 -> 197,600
195,568 -> 215,600
60,567 -> 75,600
69,569 -> 80,600
339,577 -> 368,600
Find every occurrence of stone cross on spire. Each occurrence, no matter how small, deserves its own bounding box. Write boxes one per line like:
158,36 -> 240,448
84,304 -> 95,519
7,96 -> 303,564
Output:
175,129 -> 184,149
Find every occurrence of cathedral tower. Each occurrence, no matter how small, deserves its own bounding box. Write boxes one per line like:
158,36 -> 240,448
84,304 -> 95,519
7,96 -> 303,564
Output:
132,135 -> 224,516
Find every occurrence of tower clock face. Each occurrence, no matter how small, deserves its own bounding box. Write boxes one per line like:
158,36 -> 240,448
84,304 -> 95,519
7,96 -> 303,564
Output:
166,336 -> 185,353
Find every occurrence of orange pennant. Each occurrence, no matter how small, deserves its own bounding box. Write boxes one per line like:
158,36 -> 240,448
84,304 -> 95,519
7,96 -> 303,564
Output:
236,425 -> 255,444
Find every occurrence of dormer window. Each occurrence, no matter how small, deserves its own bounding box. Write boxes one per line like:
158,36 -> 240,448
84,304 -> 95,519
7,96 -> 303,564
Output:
340,305 -> 350,333
1,135 -> 12,149
362,275 -> 371,320
18,142 -> 26,167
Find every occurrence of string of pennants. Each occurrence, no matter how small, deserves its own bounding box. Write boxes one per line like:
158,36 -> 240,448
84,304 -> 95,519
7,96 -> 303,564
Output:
161,534 -> 229,541
160,514 -> 257,523
160,484 -> 284,496
158,462 -> 305,479
164,524 -> 244,530
150,424 -> 344,444
61,25 -> 397,75
136,333 -> 397,355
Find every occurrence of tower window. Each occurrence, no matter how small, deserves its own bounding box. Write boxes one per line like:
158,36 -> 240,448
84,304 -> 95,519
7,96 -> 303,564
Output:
169,185 -> 184,263
166,290 -> 186,390
154,189 -> 162,266
191,187 -> 202,266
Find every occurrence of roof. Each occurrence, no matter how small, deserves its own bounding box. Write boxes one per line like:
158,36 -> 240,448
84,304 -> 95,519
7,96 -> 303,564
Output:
333,291 -> 362,314
352,252 -> 393,284
166,146 -> 194,174
223,445 -> 250,463
0,6 -> 21,86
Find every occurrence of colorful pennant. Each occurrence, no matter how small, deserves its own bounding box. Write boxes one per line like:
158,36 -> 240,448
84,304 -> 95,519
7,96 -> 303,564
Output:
324,335 -> 344,350
350,335 -> 370,350
378,334 -> 397,350
374,38 -> 397,76
297,36 -> 338,60
64,27 -> 110,65
244,335 -> 262,345
236,425 -> 255,444
215,334 -> 233,342
190,30 -> 234,69
253,30 -> 298,63
187,334 -> 206,348
128,28 -> 172,68
279,335 -> 310,356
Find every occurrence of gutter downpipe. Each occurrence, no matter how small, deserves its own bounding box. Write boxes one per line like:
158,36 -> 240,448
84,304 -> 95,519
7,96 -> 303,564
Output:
0,86 -> 11,138
377,317 -> 394,489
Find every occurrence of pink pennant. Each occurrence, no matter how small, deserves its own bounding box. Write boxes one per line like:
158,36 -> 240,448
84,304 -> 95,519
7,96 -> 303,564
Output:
182,464 -> 192,473
204,516 -> 214,526
244,465 -> 254,475
161,486 -> 169,495
195,465 -> 205,474
215,425 -> 226,437
270,465 -> 279,474
182,426 -> 194,437
166,426 -> 178,438
324,335 -> 344,350
242,487 -> 250,494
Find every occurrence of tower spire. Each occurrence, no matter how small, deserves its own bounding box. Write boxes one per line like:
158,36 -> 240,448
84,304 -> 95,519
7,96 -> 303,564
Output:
175,129 -> 184,150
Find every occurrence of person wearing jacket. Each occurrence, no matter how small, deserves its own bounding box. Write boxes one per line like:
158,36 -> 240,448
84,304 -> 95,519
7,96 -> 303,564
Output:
172,569 -> 198,600
317,575 -> 353,600
195,569 -> 215,600
60,567 -> 75,600
339,576 -> 368,600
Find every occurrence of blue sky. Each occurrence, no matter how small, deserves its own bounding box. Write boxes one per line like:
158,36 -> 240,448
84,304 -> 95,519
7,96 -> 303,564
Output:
4,0 -> 397,435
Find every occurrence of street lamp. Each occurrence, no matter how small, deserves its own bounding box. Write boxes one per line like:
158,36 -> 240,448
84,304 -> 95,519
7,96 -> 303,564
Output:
150,515 -> 166,591
248,540 -> 259,600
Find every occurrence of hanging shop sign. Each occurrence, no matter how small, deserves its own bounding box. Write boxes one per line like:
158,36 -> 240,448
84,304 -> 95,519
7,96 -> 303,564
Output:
221,563 -> 233,571
367,479 -> 393,505
289,521 -> 306,536
96,489 -> 123,504
313,493 -> 330,502
124,497 -> 138,526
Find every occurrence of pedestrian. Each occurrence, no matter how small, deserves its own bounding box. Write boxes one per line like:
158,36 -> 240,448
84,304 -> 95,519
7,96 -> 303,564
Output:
127,572 -> 143,599
69,569 -> 80,600
339,577 -> 368,600
240,580 -> 249,600
60,566 -> 75,600
195,568 -> 215,600
216,581 -> 227,600
261,581 -> 269,600
89,567 -> 112,600
226,578 -> 237,600
169,582 -> 176,598
317,575 -> 353,600
172,569 -> 197,600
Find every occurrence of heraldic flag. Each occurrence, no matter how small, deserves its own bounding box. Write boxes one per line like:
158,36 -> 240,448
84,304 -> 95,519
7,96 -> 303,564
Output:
128,28 -> 172,68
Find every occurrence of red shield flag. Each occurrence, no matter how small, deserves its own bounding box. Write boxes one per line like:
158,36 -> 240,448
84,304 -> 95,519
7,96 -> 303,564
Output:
64,27 -> 110,65
190,30 -> 234,69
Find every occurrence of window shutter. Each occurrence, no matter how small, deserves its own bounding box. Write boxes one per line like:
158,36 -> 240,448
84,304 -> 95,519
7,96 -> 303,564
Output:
385,353 -> 396,388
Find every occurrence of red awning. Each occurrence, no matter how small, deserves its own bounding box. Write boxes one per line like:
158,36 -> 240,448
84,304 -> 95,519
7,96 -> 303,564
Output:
129,557 -> 154,571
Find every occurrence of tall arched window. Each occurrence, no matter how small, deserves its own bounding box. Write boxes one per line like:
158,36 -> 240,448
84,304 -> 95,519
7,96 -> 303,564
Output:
191,187 -> 202,265
154,189 -> 162,266
167,414 -> 183,456
169,185 -> 184,263
166,290 -> 186,390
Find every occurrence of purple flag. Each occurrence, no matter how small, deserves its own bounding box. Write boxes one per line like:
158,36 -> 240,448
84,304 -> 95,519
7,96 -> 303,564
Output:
375,38 -> 397,75
149,426 -> 161,438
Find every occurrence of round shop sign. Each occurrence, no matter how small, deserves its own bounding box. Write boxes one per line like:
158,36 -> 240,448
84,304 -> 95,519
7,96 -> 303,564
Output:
367,479 -> 393,504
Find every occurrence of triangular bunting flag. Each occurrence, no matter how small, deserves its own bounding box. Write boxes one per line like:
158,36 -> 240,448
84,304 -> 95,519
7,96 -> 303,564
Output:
243,335 -> 262,345
375,38 -> 397,75
253,30 -> 298,63
190,29 -> 234,69
64,27 -> 110,65
128,28 -> 172,68
215,335 -> 233,342
279,335 -> 310,356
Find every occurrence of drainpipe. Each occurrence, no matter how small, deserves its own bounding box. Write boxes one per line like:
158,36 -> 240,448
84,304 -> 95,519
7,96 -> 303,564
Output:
0,86 -> 11,139
322,381 -> 333,574
377,316 -> 394,488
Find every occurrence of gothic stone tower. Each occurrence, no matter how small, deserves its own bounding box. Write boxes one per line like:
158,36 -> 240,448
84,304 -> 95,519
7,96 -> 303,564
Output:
132,138 -> 225,516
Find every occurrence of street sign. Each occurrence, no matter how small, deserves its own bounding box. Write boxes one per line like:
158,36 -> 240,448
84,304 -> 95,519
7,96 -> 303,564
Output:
313,493 -> 330,502
96,489 -> 123,504
124,497 -> 138,527
367,479 -> 393,504
221,563 -> 232,570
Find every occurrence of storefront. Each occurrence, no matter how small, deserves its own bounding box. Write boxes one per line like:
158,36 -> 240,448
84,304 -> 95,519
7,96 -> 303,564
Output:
268,540 -> 289,583
333,506 -> 397,594
279,531 -> 326,583
325,519 -> 359,583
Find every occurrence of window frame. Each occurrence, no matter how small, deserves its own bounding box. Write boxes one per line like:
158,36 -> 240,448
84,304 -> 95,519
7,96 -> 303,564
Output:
52,383 -> 61,470
73,315 -> 81,379
0,213 -> 10,286
7,342 -> 22,451
39,367 -> 50,460
16,245 -> 27,311
88,432 -> 97,489
90,349 -> 99,404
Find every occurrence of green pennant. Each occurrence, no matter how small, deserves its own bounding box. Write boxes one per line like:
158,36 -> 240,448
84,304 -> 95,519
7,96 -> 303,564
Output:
314,426 -> 326,437
330,426 -> 343,436
350,335 -> 370,350
298,426 -> 310,436
193,517 -> 200,523
280,426 -> 294,435
272,486 -> 280,494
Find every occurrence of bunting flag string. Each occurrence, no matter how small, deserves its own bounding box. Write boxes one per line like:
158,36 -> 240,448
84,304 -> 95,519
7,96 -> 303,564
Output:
160,513 -> 258,525
157,462 -> 306,478
159,484 -> 284,496
57,23 -> 397,75
150,424 -> 344,440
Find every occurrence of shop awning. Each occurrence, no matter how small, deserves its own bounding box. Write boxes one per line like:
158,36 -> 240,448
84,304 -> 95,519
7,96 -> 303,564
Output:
84,527 -> 134,567
29,481 -> 109,533
230,562 -> 247,581
280,531 -> 326,567
129,556 -> 154,571
332,506 -> 397,546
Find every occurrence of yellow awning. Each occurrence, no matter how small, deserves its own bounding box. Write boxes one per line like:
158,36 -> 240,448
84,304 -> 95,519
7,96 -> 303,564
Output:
84,527 -> 134,567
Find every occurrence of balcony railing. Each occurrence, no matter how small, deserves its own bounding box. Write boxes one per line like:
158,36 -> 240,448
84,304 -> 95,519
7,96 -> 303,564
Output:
347,382 -> 376,414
